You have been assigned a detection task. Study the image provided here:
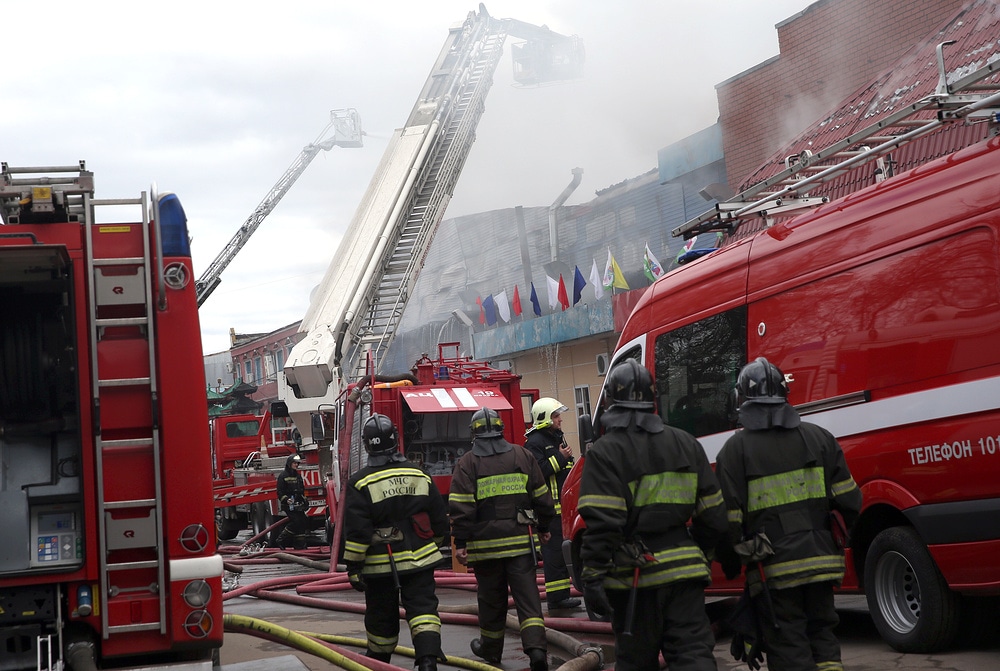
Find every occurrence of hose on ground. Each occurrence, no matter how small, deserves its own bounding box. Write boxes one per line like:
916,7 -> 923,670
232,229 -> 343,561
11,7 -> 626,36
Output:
223,613 -> 375,671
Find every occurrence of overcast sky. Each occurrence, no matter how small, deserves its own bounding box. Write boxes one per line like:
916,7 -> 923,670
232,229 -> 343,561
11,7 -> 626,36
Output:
5,0 -> 811,355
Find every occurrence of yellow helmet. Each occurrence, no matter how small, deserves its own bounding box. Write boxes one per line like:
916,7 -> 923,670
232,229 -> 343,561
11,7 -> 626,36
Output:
530,397 -> 569,431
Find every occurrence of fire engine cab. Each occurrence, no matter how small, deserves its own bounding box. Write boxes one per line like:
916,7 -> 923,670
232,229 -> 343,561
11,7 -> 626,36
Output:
0,163 -> 223,670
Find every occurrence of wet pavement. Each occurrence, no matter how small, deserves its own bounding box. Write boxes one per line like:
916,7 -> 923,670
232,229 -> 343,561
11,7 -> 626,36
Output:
218,539 -> 1000,671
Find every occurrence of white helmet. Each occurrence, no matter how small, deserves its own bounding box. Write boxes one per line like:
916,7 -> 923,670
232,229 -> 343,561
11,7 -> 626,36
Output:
530,397 -> 568,431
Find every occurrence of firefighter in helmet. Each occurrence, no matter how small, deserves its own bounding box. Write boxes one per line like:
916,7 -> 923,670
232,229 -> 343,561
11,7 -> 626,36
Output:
275,454 -> 308,550
342,413 -> 449,671
523,397 -> 581,611
715,357 -> 862,671
578,359 -> 727,671
449,407 -> 555,671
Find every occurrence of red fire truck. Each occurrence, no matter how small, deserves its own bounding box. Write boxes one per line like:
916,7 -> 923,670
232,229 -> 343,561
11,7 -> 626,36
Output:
0,163 -> 223,669
311,344 -> 536,549
560,60 -> 1000,653
210,409 -> 330,544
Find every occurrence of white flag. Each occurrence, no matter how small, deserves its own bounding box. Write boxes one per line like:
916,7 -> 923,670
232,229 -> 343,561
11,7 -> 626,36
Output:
546,274 -> 560,309
590,258 -> 604,300
495,290 -> 511,323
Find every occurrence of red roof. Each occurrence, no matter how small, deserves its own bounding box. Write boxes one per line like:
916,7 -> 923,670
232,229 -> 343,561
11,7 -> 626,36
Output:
739,1 -> 1000,202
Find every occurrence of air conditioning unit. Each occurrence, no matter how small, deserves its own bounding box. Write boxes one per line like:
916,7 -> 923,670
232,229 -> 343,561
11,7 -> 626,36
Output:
596,353 -> 610,376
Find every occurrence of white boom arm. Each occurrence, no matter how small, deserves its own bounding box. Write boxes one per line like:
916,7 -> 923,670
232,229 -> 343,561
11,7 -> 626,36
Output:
195,109 -> 363,307
281,5 -> 583,433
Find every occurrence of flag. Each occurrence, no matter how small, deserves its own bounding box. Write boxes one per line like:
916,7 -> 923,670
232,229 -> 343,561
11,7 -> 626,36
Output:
476,296 -> 485,325
483,294 -> 497,326
495,290 -> 511,323
513,285 -> 523,317
590,258 -> 604,301
603,249 -> 630,290
572,266 -> 586,305
546,274 -> 560,309
557,274 -> 570,310
529,282 -> 542,316
643,243 -> 664,282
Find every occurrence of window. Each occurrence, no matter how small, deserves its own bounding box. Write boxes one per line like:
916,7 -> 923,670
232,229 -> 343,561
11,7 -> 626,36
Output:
276,348 -> 285,372
243,360 -> 253,383
653,306 -> 746,437
574,385 -> 591,419
226,420 -> 259,438
254,356 -> 263,384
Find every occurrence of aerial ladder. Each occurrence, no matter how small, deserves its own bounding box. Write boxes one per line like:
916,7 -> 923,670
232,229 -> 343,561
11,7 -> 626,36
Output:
673,41 -> 1000,241
195,108 -> 363,306
281,4 -> 582,429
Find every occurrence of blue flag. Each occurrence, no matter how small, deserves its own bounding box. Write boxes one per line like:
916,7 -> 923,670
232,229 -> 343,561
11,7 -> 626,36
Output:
529,282 -> 542,316
483,294 -> 497,326
573,265 -> 586,305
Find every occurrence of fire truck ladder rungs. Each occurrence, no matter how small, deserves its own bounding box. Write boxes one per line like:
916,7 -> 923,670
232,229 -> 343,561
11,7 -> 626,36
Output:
346,21 -> 508,381
86,193 -> 168,637
673,44 -> 1000,240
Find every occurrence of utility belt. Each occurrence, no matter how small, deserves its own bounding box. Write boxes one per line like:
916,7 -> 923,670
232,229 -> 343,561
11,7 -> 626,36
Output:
619,526 -> 690,555
476,504 -> 535,524
371,511 -> 437,545
755,507 -> 831,547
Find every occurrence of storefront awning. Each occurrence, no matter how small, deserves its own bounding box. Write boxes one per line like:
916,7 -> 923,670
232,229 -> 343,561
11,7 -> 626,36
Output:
401,386 -> 514,413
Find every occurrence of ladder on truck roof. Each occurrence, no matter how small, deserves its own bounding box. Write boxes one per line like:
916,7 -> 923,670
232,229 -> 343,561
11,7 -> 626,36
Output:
673,42 -> 1000,240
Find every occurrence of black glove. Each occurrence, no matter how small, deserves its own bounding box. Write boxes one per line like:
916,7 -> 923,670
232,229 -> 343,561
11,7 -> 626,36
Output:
347,567 -> 366,593
730,632 -> 764,671
583,578 -> 612,622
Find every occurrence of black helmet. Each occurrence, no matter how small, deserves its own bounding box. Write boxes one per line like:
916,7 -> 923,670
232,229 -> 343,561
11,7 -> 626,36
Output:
606,358 -> 655,410
362,413 -> 398,455
736,357 -> 789,405
471,407 -> 504,438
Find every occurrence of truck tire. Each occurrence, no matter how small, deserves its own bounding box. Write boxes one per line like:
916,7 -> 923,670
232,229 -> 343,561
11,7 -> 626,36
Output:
864,526 -> 959,652
215,511 -> 240,541
252,503 -> 274,541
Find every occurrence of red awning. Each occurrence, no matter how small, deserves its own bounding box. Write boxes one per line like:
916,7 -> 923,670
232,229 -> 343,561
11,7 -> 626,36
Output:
401,386 -> 514,413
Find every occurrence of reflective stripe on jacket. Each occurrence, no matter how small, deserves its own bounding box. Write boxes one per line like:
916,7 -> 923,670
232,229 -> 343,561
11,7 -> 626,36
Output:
715,421 -> 862,590
449,442 -> 555,563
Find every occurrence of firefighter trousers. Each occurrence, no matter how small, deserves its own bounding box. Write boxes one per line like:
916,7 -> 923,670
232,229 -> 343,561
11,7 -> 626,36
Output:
364,570 -> 443,661
606,579 -> 717,671
542,516 -> 572,604
763,581 -> 842,671
472,553 -> 546,654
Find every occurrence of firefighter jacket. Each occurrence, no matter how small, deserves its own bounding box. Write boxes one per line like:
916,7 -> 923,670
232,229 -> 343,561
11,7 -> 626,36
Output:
276,465 -> 306,513
449,439 -> 556,564
714,420 -> 863,590
343,456 -> 449,578
578,408 -> 727,590
524,427 -> 574,515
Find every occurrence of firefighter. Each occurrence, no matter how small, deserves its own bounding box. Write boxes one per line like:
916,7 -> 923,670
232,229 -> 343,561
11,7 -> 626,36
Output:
274,454 -> 308,550
578,359 -> 727,671
523,397 -> 581,611
449,407 -> 556,671
715,357 -> 862,671
342,413 -> 449,671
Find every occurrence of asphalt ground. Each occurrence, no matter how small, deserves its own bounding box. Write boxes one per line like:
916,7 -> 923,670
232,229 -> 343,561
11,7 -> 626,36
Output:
217,540 -> 1000,671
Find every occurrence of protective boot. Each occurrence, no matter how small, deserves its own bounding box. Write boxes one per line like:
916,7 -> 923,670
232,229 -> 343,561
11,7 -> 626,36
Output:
415,655 -> 437,671
365,650 -> 392,664
527,648 -> 548,671
470,638 -> 502,664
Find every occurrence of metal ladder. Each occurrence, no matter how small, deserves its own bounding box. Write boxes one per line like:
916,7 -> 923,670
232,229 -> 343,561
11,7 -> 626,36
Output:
674,42 -> 1000,240
346,17 -> 509,381
86,188 -> 168,637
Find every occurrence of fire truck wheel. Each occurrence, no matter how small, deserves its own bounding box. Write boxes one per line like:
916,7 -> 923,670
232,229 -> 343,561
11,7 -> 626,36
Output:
864,525 -> 959,653
252,503 -> 274,540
